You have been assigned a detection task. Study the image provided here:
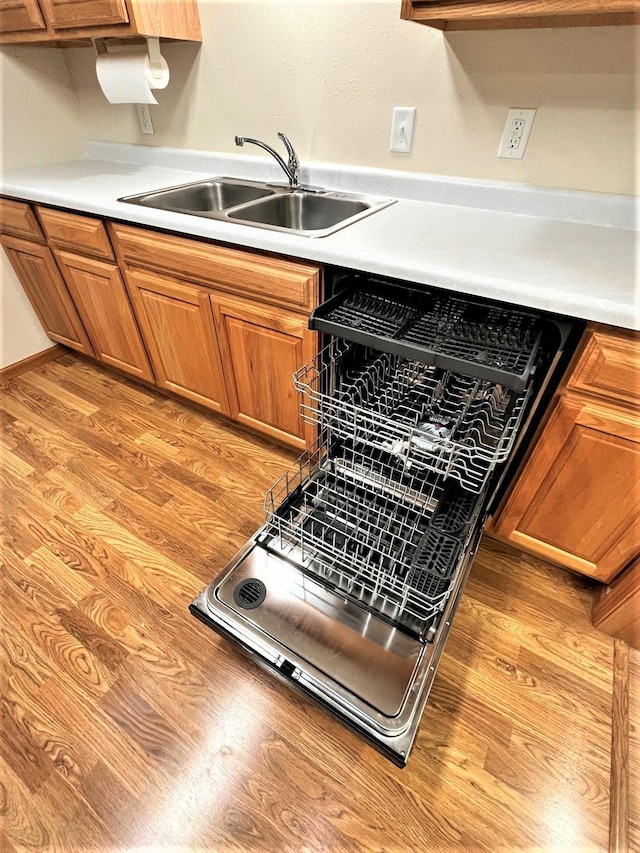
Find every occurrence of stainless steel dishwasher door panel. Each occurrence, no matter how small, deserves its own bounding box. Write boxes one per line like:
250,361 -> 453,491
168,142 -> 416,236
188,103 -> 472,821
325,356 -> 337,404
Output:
189,526 -> 482,766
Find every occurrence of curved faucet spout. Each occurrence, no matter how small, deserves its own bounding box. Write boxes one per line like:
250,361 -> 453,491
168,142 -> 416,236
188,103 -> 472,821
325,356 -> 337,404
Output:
235,133 -> 300,190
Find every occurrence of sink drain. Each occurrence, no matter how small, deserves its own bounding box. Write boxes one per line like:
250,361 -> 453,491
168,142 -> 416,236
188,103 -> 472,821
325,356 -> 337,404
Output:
233,578 -> 267,610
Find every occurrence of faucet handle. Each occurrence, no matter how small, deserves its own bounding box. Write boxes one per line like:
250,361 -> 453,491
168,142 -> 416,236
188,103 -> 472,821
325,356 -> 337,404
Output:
277,132 -> 299,187
235,136 -> 245,146
277,132 -> 295,160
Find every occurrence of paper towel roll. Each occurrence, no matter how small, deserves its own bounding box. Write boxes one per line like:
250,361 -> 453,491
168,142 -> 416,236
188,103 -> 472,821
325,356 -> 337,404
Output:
96,51 -> 170,105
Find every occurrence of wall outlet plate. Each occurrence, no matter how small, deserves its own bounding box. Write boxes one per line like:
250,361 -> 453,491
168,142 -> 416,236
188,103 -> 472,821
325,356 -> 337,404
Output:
497,108 -> 536,160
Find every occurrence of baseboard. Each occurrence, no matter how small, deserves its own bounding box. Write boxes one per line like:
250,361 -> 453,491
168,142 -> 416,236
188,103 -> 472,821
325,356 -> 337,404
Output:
0,345 -> 65,380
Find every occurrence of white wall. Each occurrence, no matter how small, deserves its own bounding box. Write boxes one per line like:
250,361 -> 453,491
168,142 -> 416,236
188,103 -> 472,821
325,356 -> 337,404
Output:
0,46 -> 85,368
63,1 -> 638,195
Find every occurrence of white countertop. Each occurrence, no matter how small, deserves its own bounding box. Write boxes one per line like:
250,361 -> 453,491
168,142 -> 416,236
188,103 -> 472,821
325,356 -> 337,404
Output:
2,142 -> 638,331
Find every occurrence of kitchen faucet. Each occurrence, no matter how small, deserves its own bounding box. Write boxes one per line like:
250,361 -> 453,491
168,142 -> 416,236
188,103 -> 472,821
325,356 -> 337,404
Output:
234,132 -> 322,193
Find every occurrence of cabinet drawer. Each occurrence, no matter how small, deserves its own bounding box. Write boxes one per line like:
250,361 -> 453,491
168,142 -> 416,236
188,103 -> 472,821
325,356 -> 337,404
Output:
37,207 -> 115,261
0,198 -> 44,242
569,325 -> 640,407
110,223 -> 320,312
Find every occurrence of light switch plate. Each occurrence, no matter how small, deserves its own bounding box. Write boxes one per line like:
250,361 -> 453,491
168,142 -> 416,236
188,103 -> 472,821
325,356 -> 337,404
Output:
390,107 -> 416,153
497,108 -> 536,160
136,104 -> 154,135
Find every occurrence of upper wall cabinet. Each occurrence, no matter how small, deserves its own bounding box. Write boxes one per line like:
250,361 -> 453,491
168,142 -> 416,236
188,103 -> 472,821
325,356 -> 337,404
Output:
0,0 -> 201,44
400,0 -> 640,30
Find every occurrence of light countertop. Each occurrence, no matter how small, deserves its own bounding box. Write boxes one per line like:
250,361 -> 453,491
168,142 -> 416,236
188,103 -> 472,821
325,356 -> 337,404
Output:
2,142 -> 637,331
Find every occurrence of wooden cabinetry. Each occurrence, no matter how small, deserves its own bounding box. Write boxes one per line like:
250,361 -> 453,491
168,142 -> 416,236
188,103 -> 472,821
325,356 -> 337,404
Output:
110,223 -> 321,450
492,325 -> 640,583
0,0 -> 45,35
38,0 -> 129,30
0,197 -> 45,242
55,252 -> 154,382
0,0 -> 200,44
2,200 -> 321,451
213,295 -> 316,450
593,558 -> 640,648
125,268 -> 229,414
36,205 -> 153,382
1,234 -> 94,356
400,0 -> 640,30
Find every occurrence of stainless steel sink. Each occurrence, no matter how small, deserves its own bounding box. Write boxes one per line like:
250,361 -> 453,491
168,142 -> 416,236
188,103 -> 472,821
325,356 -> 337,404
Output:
229,193 -> 369,233
119,177 -> 394,238
121,178 -> 274,214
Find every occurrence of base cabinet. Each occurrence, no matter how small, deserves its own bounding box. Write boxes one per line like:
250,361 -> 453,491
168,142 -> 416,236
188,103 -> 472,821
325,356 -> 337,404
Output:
111,222 -> 321,451
55,251 -> 154,382
2,200 -> 321,453
1,235 -> 94,356
125,268 -> 230,415
592,558 -> 640,648
492,325 -> 640,583
213,295 -> 317,450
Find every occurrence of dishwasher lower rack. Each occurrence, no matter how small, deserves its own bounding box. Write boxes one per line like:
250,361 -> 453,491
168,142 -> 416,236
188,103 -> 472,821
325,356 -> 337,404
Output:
294,340 -> 533,494
262,436 -> 485,638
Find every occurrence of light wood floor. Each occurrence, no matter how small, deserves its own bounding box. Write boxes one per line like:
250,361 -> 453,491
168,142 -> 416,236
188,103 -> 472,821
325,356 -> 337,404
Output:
0,353 -> 621,852
629,647 -> 640,852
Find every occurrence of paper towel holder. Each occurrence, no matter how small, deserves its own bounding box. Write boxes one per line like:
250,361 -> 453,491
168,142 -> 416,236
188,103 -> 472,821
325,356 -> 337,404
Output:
93,36 -> 165,81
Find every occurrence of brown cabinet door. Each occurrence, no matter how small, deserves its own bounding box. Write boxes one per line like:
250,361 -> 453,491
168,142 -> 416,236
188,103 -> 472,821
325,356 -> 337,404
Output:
213,294 -> 317,451
55,251 -> 153,382
125,268 -> 229,415
38,0 -> 128,28
492,393 -> 640,582
1,235 -> 93,355
0,0 -> 46,33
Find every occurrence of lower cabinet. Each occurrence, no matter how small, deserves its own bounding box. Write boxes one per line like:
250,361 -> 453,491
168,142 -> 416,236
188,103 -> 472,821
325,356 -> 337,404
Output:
492,325 -> 640,584
2,202 -> 321,452
1,235 -> 94,356
213,294 -> 317,450
55,251 -> 153,382
125,268 -> 230,415
111,222 -> 321,450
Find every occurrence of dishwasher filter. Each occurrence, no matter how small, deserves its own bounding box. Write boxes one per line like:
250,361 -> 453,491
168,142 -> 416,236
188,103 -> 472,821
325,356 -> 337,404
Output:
190,274 -> 574,766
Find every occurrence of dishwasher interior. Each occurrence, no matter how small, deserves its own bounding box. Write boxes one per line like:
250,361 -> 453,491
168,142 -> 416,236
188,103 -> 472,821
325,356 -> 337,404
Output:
190,272 -> 576,766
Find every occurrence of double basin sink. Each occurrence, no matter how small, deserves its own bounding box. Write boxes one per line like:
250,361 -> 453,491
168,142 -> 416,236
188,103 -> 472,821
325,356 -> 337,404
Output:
119,177 -> 395,238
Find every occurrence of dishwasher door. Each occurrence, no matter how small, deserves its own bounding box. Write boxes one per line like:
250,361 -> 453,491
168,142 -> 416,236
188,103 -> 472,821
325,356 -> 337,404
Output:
190,520 -> 483,767
190,276 -> 576,766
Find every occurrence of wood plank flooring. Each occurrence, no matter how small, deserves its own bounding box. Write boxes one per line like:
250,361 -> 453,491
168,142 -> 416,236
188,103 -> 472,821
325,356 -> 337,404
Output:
629,647 -> 640,852
0,353 -> 618,852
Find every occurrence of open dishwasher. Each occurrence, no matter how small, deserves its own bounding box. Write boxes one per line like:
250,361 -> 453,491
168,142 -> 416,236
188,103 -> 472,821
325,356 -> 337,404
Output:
190,271 -> 578,766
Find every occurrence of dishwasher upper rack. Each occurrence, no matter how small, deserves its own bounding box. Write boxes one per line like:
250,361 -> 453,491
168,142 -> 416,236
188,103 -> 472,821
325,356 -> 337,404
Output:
263,436 -> 482,637
294,340 -> 533,494
309,279 -> 543,391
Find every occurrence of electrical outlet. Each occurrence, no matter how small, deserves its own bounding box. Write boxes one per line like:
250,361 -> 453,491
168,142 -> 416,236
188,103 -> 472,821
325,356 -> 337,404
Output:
497,108 -> 536,160
390,107 -> 416,153
136,104 -> 154,135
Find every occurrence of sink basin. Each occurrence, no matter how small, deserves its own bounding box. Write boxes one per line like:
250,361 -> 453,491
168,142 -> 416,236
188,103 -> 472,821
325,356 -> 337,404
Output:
229,193 -> 369,232
122,179 -> 274,214
119,177 -> 395,238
